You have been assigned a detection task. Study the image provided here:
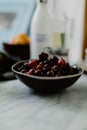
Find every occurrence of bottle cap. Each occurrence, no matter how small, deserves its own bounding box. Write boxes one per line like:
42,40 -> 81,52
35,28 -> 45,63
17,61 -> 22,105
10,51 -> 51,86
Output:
38,0 -> 47,3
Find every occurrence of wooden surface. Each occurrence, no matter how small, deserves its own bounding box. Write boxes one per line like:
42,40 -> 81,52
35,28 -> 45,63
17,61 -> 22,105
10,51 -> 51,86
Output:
82,0 -> 87,59
0,75 -> 87,130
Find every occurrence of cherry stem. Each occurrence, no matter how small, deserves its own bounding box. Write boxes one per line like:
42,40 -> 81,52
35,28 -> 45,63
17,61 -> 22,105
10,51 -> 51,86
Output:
43,47 -> 52,56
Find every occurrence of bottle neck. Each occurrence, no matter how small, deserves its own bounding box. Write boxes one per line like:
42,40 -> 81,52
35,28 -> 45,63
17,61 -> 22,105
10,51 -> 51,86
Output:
35,0 -> 51,18
37,1 -> 48,11
37,2 -> 47,6
37,0 -> 47,5
37,0 -> 47,4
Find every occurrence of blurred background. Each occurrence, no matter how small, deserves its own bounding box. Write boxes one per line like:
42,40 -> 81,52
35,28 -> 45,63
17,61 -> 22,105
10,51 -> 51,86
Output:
0,0 -> 86,62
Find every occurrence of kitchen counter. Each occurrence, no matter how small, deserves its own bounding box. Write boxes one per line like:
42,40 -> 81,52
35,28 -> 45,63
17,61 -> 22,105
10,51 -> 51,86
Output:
0,74 -> 87,130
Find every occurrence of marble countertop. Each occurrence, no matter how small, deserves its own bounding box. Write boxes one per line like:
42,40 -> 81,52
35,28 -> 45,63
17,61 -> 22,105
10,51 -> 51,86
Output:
0,74 -> 87,130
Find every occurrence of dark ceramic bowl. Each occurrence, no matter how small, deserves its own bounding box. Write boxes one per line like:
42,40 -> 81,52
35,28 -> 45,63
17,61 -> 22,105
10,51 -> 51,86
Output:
3,42 -> 30,61
12,61 -> 83,93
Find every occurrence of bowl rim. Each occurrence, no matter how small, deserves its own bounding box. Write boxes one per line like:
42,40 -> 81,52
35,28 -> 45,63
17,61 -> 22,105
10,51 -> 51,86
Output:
12,60 -> 84,80
3,42 -> 30,46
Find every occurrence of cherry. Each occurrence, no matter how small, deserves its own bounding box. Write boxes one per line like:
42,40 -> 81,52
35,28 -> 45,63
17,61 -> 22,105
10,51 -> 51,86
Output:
34,69 -> 42,76
43,64 -> 51,73
26,69 -> 34,75
52,65 -> 59,75
36,64 -> 43,70
39,61 -> 44,66
57,58 -> 66,66
39,52 -> 48,61
46,70 -> 54,77
28,60 -> 38,68
44,60 -> 51,65
50,56 -> 58,64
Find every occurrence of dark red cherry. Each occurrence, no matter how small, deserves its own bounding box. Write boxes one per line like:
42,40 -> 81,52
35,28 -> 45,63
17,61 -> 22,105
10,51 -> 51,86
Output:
39,52 -> 48,61
52,65 -> 59,74
51,56 -> 59,64
34,69 -> 42,76
46,70 -> 54,77
43,64 -> 51,73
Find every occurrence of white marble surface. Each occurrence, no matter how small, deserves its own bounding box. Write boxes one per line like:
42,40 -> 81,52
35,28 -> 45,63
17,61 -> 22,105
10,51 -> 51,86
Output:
0,75 -> 87,130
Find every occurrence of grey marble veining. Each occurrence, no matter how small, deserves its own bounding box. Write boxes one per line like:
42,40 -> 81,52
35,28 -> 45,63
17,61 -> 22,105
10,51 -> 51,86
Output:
0,75 -> 87,130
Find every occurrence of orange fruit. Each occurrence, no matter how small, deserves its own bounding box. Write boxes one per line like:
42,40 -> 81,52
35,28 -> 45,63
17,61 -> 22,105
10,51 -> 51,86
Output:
10,34 -> 31,45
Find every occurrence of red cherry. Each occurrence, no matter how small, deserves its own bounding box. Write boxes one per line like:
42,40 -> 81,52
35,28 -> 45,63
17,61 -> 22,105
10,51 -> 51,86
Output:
57,58 -> 66,66
28,60 -> 38,68
26,69 -> 34,75
36,64 -> 43,70
34,69 -> 42,76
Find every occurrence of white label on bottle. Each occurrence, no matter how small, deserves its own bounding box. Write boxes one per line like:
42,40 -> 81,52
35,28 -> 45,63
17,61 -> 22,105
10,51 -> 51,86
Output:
31,33 -> 51,59
35,33 -> 50,44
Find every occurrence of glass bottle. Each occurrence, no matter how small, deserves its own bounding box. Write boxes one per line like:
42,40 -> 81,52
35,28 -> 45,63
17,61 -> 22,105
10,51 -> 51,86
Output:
30,0 -> 51,59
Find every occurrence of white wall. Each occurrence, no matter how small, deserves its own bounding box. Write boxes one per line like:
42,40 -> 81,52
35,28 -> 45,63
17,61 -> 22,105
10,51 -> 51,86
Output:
48,0 -> 85,64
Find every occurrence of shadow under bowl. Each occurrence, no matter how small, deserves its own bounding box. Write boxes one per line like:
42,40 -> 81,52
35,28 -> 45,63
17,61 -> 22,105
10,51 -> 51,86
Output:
12,61 -> 83,93
3,42 -> 30,61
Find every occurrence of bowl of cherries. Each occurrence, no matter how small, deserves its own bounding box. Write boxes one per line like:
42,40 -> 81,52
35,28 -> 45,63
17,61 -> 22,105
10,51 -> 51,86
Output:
12,52 -> 83,93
